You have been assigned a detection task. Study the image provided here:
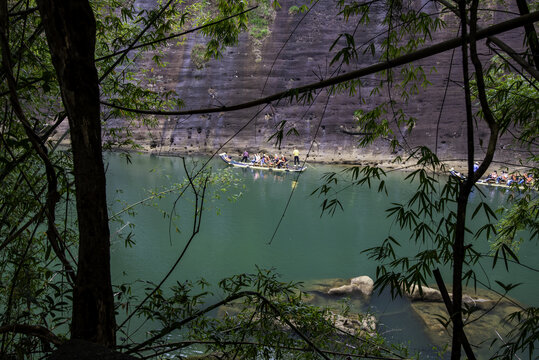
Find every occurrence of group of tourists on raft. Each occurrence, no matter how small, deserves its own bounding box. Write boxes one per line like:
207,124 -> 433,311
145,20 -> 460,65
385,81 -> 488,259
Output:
450,161 -> 534,186
239,148 -> 301,168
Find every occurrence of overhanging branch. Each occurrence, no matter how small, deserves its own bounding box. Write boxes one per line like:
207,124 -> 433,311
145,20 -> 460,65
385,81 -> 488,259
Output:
515,0 -> 539,71
435,0 -> 539,82
101,10 -> 539,116
0,324 -> 63,346
127,290 -> 331,360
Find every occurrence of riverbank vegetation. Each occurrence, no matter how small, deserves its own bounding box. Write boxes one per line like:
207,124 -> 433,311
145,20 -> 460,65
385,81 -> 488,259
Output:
0,0 -> 537,359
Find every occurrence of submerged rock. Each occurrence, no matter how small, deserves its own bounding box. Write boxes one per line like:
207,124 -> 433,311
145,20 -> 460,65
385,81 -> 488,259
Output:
302,278 -> 349,294
405,285 -> 494,311
327,284 -> 358,295
331,312 -> 377,337
409,286 -> 525,351
405,285 -> 444,302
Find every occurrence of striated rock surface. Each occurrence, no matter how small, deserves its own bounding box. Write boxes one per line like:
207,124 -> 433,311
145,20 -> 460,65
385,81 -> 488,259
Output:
49,1 -> 529,165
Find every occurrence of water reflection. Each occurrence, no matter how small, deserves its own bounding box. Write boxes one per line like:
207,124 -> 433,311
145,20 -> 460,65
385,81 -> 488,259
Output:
239,167 -> 301,187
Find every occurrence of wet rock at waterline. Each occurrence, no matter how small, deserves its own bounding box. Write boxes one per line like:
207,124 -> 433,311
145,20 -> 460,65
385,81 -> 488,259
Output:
404,284 -> 494,311
328,276 -> 374,298
409,286 -> 524,349
217,277 -> 523,353
404,285 -> 444,302
300,278 -> 350,297
216,294 -> 377,338
331,312 -> 377,337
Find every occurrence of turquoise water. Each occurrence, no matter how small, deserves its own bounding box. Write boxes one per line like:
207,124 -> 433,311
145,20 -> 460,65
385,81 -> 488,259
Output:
105,152 -> 537,357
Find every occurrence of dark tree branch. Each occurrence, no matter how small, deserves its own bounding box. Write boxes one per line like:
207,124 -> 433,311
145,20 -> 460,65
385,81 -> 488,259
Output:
127,291 -> 331,360
138,340 -> 407,360
469,15 -> 500,185
98,0 -> 176,82
101,10 -> 539,116
487,41 -> 539,91
0,77 -> 44,97
8,6 -> 37,18
0,0 -> 76,285
515,0 -> 539,71
0,324 -> 63,346
451,1 -> 474,358
435,0 -> 539,81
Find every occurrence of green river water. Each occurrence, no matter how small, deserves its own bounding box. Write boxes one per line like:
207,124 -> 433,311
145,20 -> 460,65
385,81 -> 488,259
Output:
105,152 -> 537,358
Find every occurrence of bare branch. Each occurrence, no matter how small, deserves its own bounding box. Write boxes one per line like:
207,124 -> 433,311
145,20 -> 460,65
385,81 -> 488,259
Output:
433,269 -> 476,359
8,6 -> 38,18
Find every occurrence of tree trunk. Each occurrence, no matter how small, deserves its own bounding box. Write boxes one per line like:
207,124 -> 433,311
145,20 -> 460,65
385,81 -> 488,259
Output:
36,0 -> 116,346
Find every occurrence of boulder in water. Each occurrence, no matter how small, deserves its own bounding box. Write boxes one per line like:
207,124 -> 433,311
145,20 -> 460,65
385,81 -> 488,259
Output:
327,275 -> 374,298
350,276 -> 374,296
405,285 -> 444,302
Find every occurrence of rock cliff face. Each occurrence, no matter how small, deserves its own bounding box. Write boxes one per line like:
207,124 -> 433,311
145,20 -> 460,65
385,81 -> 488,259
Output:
104,0 -> 529,165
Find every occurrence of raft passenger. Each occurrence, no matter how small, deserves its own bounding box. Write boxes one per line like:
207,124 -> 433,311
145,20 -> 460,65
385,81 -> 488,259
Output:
293,148 -> 300,166
241,151 -> 249,163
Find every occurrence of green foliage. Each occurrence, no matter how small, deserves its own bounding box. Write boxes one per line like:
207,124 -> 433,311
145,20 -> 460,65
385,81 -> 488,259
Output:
491,196 -> 539,254
248,0 -> 276,41
191,43 -> 208,69
472,56 -> 539,142
312,1 -> 538,354
268,120 -> 299,149
288,5 -> 303,15
119,267 -> 404,359
3,0 -> 538,358
491,307 -> 539,359
0,0 -> 268,357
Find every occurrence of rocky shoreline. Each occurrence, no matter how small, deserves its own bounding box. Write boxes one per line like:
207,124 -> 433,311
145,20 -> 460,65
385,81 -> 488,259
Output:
301,275 -> 524,356
114,144 -> 536,176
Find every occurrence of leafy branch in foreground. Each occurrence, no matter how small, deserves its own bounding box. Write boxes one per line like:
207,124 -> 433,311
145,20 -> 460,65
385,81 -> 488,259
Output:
121,267 -> 407,360
311,1 -> 538,358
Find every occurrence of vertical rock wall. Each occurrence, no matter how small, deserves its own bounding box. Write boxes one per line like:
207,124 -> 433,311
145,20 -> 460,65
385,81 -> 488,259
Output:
105,0 -> 530,166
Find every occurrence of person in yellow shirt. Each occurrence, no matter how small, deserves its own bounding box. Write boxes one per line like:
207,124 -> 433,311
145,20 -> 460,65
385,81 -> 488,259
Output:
293,148 -> 300,166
